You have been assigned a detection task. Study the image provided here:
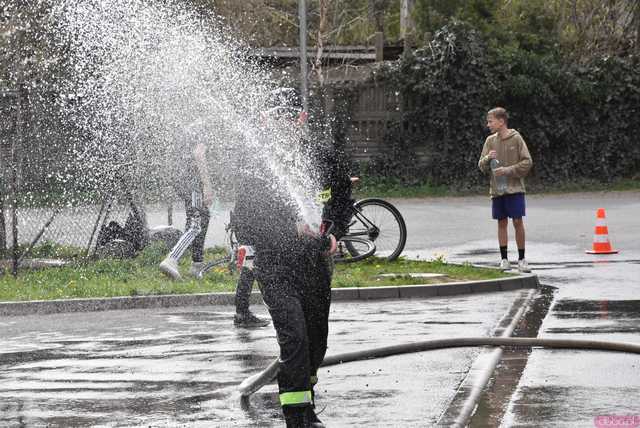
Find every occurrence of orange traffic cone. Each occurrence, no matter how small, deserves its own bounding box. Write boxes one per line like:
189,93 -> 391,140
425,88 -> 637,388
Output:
586,208 -> 619,254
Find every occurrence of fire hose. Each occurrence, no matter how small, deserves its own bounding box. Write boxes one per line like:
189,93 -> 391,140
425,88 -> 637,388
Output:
239,336 -> 640,399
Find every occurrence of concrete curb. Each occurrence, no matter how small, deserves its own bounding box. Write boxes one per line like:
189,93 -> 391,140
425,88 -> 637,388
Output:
0,274 -> 538,317
331,273 -> 539,301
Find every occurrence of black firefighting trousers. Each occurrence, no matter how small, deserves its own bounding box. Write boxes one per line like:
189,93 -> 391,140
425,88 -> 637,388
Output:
254,249 -> 333,408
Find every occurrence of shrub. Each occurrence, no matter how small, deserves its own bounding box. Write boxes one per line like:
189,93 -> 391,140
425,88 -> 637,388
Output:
339,21 -> 640,188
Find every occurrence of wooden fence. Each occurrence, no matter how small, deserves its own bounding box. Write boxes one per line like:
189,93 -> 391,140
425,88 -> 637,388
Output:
321,82 -> 401,162
322,81 -> 435,165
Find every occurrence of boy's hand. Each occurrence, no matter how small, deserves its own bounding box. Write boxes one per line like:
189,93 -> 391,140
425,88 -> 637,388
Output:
297,223 -> 319,238
494,167 -> 508,177
488,150 -> 497,159
325,234 -> 337,255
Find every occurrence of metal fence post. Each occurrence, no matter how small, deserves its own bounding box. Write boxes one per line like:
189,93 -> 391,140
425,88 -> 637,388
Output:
10,87 -> 22,276
0,198 -> 6,255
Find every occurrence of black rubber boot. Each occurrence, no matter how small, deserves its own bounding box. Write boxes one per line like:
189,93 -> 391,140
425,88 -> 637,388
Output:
306,406 -> 326,428
307,386 -> 325,427
233,311 -> 270,328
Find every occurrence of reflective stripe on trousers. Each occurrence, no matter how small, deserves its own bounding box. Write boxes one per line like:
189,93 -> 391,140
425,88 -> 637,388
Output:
280,390 -> 313,406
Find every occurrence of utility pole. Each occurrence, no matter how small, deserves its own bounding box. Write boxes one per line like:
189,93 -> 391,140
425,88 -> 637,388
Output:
298,0 -> 309,113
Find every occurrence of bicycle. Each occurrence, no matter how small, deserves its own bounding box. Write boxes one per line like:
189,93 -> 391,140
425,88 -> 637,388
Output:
196,219 -> 240,279
198,194 -> 407,275
333,198 -> 407,264
199,214 -> 341,277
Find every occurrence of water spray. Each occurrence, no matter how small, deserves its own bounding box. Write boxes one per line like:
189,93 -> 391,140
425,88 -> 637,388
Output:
43,0 -> 328,227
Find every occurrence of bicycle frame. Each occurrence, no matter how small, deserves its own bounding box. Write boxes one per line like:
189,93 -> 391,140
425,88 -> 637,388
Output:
197,221 -> 239,279
345,206 -> 380,240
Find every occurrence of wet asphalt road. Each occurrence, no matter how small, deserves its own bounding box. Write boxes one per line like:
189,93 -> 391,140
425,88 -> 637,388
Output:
1,191 -> 639,426
401,191 -> 640,427
0,293 -> 524,426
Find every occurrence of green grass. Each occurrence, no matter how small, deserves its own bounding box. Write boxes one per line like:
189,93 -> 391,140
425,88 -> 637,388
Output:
332,257 -> 511,288
2,241 -> 85,260
528,178 -> 640,195
0,244 -> 235,302
353,177 -> 640,199
0,243 -> 510,302
354,179 -> 452,199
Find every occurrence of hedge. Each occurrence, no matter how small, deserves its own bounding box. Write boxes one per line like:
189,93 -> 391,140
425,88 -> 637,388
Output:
341,21 -> 640,189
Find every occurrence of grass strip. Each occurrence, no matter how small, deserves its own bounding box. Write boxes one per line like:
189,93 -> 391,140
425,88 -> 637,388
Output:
0,243 -> 511,302
354,177 -> 640,199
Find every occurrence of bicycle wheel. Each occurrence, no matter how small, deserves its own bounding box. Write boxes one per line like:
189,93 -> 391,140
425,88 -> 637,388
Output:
333,236 -> 376,264
198,256 -> 233,279
346,198 -> 407,261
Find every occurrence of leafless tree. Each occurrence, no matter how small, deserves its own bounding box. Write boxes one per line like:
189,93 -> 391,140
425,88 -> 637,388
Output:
313,0 -> 331,85
554,0 -> 639,59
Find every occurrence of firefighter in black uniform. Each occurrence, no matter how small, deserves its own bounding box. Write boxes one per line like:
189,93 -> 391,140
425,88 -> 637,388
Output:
232,119 -> 352,329
233,164 -> 336,428
233,92 -> 351,428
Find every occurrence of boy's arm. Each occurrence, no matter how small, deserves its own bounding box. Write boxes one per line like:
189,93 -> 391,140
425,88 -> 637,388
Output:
478,138 -> 491,173
193,143 -> 214,205
506,136 -> 533,178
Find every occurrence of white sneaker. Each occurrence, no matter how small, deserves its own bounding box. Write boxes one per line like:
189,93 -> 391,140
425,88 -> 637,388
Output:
189,262 -> 205,278
518,259 -> 531,273
499,259 -> 510,270
159,257 -> 182,281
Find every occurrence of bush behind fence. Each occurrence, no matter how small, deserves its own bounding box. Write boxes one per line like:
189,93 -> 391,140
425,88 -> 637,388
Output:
334,22 -> 640,189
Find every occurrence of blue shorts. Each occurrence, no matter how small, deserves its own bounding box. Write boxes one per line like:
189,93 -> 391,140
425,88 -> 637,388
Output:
492,193 -> 526,220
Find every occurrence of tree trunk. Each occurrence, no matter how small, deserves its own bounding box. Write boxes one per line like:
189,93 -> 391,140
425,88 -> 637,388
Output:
298,0 -> 308,112
400,0 -> 416,40
401,0 -> 416,53
369,0 -> 386,33
315,0 -> 330,86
